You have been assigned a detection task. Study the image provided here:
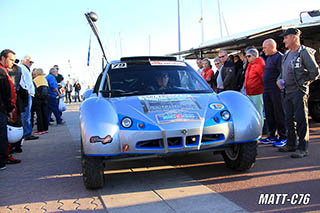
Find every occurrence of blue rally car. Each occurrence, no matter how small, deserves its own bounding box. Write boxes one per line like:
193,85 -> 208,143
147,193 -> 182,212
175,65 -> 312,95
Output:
80,56 -> 262,189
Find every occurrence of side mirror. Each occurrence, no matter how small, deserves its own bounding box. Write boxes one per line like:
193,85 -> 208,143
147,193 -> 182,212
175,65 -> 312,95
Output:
83,89 -> 93,100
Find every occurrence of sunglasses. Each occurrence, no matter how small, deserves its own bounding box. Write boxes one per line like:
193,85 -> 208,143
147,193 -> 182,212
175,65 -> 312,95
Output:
246,55 -> 252,58
219,55 -> 226,58
215,63 -> 221,65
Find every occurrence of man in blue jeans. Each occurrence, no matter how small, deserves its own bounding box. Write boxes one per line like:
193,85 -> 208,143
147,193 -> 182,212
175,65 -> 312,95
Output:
46,68 -> 64,125
277,28 -> 319,158
20,56 -> 39,140
260,39 -> 287,147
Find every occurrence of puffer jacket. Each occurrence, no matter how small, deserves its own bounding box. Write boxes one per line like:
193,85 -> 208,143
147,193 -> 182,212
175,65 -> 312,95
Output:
280,45 -> 320,94
244,57 -> 265,95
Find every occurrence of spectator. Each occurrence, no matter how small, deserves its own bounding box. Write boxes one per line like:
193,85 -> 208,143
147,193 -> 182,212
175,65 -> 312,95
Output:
0,49 -> 18,170
218,50 -> 237,91
234,55 -> 243,90
65,80 -> 73,104
73,81 -> 81,102
228,55 -> 234,63
212,57 -> 222,92
244,48 -> 265,126
277,28 -> 319,158
32,68 -> 49,134
201,58 -> 214,85
260,39 -> 287,147
19,56 -> 39,140
53,65 -> 64,89
8,62 -> 24,153
236,50 -> 249,94
196,58 -> 203,75
53,65 -> 65,118
46,68 -> 64,125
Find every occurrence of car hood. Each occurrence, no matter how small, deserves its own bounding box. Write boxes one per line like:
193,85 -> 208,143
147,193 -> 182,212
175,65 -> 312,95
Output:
111,93 -> 227,129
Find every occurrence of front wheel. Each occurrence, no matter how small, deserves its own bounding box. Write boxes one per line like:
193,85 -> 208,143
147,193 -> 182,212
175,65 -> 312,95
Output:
82,155 -> 104,189
222,141 -> 257,171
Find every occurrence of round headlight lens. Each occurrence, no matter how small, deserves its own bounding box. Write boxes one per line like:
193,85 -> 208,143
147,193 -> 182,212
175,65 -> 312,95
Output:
221,110 -> 231,121
121,117 -> 133,128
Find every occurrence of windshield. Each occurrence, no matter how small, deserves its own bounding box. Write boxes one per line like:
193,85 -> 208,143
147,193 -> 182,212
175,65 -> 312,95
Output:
104,61 -> 213,97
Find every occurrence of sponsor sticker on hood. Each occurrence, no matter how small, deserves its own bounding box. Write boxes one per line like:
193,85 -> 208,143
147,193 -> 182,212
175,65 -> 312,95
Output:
139,95 -> 201,113
209,103 -> 225,110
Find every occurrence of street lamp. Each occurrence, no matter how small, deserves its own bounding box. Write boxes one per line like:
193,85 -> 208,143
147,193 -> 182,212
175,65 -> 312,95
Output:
85,11 -> 108,64
300,9 -> 320,23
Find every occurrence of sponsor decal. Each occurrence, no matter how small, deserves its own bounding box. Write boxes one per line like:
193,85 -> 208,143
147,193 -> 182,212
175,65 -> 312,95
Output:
90,135 -> 113,144
139,95 -> 201,113
111,63 -> 127,69
209,103 -> 225,110
156,111 -> 201,124
150,61 -> 186,66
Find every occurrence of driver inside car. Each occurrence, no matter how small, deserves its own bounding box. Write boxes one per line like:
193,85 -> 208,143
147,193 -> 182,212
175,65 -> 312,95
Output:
156,72 -> 169,90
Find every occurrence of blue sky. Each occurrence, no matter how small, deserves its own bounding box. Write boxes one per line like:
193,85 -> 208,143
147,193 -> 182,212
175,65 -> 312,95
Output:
1,0 -> 319,87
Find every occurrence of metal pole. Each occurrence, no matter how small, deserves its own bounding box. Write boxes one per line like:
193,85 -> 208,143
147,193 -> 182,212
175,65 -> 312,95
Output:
177,0 -> 181,59
119,32 -> 122,58
200,0 -> 204,43
148,35 -> 151,56
218,0 -> 223,38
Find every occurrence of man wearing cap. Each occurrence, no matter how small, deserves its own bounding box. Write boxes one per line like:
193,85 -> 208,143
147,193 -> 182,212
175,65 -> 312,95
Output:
19,55 -> 39,140
277,28 -> 319,158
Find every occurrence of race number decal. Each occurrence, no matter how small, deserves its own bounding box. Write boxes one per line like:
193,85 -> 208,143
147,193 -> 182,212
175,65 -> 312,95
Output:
111,63 -> 127,69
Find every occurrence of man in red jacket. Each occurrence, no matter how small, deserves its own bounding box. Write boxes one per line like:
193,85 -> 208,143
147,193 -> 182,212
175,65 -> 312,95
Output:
0,49 -> 16,170
244,48 -> 265,126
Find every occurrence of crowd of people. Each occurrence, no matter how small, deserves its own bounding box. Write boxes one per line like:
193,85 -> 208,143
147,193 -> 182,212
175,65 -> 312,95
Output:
0,50 -> 82,170
197,28 -> 319,159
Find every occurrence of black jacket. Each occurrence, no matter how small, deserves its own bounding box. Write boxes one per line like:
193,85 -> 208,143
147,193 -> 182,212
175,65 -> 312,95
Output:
221,59 -> 237,90
0,66 -> 14,113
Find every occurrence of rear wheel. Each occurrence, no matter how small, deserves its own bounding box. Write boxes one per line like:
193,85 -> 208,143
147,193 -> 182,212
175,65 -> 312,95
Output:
81,143 -> 104,189
222,141 -> 257,171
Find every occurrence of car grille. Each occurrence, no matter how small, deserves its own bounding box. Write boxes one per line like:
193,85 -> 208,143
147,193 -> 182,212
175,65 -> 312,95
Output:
136,139 -> 163,148
135,134 -> 223,149
167,137 -> 182,147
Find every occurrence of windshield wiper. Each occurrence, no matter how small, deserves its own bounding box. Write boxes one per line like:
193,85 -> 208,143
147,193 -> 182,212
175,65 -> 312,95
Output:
100,89 -> 157,97
118,91 -> 157,96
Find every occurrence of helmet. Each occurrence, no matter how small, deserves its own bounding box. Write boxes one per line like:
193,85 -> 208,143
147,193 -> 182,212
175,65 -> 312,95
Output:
7,125 -> 23,143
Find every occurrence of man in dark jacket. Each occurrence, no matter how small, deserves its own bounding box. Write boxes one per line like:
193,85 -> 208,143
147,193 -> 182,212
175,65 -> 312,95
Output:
218,50 -> 237,91
277,28 -> 320,158
0,49 -> 16,170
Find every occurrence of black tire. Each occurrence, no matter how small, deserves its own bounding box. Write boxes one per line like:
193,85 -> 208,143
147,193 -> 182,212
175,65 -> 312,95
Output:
309,102 -> 320,122
222,141 -> 257,171
82,154 -> 104,189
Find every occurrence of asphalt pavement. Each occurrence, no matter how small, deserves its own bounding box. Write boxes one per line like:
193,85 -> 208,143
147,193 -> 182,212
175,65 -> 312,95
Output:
0,102 -> 319,212
0,102 -> 246,213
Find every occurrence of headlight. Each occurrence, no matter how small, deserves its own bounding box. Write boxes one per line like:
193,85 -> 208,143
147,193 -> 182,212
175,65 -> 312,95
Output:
121,117 -> 133,128
221,110 -> 230,121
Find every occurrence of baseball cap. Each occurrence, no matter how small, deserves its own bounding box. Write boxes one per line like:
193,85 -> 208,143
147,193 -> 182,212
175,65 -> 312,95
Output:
279,28 -> 301,37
